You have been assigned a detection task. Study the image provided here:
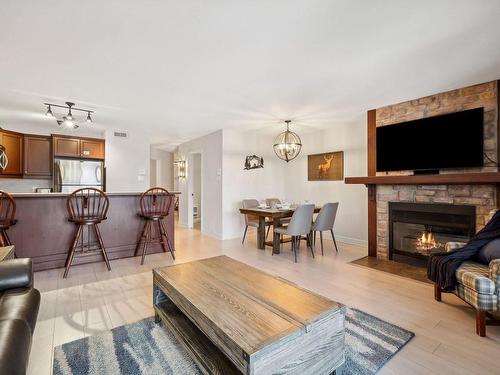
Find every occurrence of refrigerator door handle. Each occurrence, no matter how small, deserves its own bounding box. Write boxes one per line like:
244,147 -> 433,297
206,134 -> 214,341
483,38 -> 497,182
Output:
95,165 -> 102,184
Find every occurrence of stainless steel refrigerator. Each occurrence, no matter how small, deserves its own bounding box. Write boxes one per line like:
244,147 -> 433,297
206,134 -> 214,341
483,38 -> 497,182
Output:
54,158 -> 105,193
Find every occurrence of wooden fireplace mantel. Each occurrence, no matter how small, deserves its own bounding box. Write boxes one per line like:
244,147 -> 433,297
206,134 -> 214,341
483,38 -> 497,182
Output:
345,172 -> 500,186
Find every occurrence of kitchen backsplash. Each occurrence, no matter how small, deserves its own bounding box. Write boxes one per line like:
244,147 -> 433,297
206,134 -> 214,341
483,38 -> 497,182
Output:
0,178 -> 52,193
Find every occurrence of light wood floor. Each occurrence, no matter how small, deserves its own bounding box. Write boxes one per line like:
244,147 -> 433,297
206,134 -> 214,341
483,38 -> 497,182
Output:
30,222 -> 500,375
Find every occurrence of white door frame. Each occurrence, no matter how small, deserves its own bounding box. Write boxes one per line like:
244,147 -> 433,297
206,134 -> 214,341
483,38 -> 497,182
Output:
187,151 -> 202,229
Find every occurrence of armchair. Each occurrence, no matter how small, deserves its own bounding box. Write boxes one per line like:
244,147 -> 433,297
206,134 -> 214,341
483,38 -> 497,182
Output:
434,241 -> 500,337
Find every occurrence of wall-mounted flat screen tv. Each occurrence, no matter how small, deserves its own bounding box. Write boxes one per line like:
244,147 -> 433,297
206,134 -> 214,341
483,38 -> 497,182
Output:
376,107 -> 484,172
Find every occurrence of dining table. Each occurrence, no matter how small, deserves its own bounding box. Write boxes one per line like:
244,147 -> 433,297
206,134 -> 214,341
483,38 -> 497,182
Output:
239,206 -> 321,254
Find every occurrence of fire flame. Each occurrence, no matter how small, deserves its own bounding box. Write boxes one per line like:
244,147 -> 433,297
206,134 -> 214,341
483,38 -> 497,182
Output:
417,230 -> 437,250
421,231 -> 434,244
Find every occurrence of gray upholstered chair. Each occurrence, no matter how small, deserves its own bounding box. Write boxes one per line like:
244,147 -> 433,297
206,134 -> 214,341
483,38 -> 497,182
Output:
241,199 -> 271,244
274,204 -> 315,263
312,202 -> 339,255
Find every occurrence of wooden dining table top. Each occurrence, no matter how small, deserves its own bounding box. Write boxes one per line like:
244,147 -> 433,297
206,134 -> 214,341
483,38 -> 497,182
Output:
239,206 -> 321,218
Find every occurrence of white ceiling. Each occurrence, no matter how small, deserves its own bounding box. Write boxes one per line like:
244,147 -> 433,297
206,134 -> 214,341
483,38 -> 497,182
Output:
1,0 -> 500,149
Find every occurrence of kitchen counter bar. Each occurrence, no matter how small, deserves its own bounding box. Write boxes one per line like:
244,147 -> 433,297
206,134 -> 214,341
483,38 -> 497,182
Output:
8,191 -> 180,271
10,191 -> 181,198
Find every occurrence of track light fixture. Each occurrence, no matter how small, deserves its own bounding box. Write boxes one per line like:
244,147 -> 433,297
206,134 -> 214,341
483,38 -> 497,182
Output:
66,106 -> 73,120
43,101 -> 94,129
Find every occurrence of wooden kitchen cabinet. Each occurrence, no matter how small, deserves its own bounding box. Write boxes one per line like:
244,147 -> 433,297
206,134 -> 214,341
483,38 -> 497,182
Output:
0,130 -> 23,177
53,135 -> 105,159
23,135 -> 52,179
53,136 -> 81,158
80,139 -> 105,159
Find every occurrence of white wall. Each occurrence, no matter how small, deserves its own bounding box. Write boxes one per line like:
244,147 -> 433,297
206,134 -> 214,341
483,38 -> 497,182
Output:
178,123 -> 368,244
104,129 -> 150,192
150,146 -> 174,190
175,130 -> 223,238
284,116 -> 368,245
222,129 -> 287,239
0,121 -> 104,138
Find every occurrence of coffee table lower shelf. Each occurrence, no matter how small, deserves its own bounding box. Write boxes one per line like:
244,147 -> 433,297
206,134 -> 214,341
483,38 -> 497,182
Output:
154,300 -> 241,375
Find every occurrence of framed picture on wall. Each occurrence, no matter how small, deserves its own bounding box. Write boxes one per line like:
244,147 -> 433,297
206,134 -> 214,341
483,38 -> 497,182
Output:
307,151 -> 344,181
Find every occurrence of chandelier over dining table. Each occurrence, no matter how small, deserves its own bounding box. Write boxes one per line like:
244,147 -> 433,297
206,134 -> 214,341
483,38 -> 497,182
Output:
273,120 -> 302,162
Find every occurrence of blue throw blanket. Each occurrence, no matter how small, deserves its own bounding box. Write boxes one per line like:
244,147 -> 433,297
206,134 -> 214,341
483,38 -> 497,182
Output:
427,210 -> 500,291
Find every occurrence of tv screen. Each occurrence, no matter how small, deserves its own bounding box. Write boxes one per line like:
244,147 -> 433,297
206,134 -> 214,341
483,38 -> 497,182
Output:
376,107 -> 484,172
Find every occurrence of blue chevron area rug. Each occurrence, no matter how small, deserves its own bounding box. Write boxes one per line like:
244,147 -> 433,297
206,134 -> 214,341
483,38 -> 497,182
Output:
53,307 -> 413,375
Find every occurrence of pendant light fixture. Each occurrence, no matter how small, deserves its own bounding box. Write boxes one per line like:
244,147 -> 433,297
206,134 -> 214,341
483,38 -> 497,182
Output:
43,101 -> 94,129
273,120 -> 302,162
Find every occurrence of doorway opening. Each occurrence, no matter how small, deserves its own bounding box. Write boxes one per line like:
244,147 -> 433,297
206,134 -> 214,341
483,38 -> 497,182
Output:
188,152 -> 202,231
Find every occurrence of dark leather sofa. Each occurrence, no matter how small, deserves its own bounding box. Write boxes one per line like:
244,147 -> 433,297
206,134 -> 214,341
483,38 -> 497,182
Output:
0,259 -> 40,375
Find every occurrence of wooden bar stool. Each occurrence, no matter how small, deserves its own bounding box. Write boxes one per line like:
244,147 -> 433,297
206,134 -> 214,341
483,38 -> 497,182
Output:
64,188 -> 111,278
0,191 -> 17,247
135,187 -> 175,265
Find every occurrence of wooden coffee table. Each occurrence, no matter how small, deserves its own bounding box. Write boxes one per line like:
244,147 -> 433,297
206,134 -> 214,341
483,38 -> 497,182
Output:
153,255 -> 345,374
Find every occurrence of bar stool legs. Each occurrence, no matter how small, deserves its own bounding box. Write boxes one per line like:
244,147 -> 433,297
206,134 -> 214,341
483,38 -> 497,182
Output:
160,220 -> 175,258
63,223 -> 111,278
136,218 -> 175,265
94,224 -> 111,271
139,221 -> 152,265
0,230 -> 12,246
64,225 -> 83,278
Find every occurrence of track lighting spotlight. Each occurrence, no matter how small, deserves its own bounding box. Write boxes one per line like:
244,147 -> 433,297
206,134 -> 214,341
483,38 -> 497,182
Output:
43,101 -> 94,130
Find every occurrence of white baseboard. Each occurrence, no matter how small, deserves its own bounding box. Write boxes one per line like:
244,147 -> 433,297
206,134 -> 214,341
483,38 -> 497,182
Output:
328,234 -> 367,247
202,229 -> 223,240
219,228 -> 367,247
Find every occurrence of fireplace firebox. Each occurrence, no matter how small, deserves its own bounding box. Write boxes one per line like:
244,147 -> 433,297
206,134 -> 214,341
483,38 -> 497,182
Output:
388,202 -> 476,266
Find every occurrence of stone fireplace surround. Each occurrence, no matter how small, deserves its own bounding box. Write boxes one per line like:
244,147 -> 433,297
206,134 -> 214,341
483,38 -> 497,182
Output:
345,80 -> 500,260
377,184 -> 494,259
375,81 -> 498,260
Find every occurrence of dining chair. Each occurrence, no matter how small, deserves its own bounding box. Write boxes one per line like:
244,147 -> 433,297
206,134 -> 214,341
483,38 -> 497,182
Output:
266,198 -> 291,223
312,202 -> 339,255
241,199 -> 272,244
274,204 -> 315,263
266,198 -> 281,208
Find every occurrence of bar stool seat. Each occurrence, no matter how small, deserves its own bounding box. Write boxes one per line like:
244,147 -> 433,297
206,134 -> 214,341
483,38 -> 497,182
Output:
64,188 -> 111,278
135,188 -> 175,265
0,191 -> 16,247
0,219 -> 17,229
68,216 -> 104,224
139,213 -> 165,220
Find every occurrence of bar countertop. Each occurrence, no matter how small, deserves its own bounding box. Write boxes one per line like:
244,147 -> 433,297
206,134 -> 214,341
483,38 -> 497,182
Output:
8,191 -> 178,271
10,191 -> 181,198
